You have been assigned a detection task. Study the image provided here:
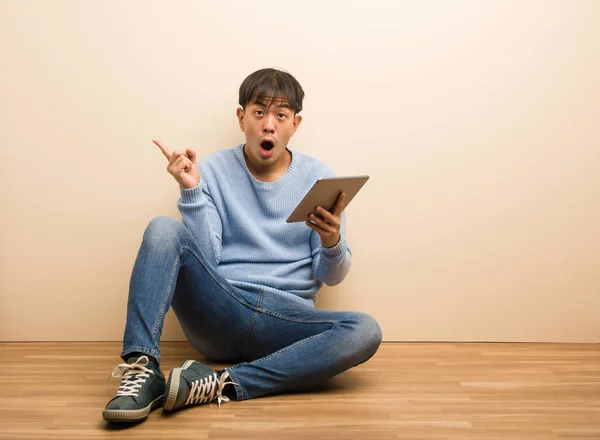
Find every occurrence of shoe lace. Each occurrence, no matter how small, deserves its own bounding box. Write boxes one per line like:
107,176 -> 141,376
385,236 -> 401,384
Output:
109,356 -> 154,398
186,370 -> 238,408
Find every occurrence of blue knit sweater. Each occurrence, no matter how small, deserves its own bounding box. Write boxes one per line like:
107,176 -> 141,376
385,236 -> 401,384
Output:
178,144 -> 352,306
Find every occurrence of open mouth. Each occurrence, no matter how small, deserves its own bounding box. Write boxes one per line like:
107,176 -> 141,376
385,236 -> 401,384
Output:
260,140 -> 274,151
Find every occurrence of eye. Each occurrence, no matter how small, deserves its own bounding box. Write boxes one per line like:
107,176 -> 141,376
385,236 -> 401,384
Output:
255,110 -> 264,116
278,113 -> 287,119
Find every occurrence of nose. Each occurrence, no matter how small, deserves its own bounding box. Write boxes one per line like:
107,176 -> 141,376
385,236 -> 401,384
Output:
263,114 -> 275,133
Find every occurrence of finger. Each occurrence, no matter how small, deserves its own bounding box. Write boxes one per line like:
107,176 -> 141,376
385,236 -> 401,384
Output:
186,148 -> 197,164
177,159 -> 192,173
309,213 -> 334,233
153,139 -> 171,159
170,155 -> 192,173
315,206 -> 338,226
173,154 -> 192,171
171,150 -> 189,159
306,220 -> 335,240
334,192 -> 345,216
305,220 -> 323,234
171,151 -> 191,169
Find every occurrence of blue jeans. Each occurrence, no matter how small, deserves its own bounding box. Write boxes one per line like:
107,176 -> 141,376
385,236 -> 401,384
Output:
122,216 -> 382,401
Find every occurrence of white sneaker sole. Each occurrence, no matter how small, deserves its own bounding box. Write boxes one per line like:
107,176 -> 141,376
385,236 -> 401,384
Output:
163,360 -> 195,411
102,395 -> 163,422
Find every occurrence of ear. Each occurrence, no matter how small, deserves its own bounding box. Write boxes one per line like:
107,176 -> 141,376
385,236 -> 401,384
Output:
236,107 -> 245,132
291,114 -> 303,135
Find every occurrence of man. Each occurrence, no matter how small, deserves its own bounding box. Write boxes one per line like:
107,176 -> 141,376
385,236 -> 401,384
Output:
103,68 -> 382,423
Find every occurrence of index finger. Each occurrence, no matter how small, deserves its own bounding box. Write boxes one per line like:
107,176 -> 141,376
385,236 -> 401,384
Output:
152,139 -> 171,159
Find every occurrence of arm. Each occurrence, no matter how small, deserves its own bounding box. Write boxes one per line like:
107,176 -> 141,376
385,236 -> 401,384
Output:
309,194 -> 352,286
152,139 -> 222,266
178,181 -> 223,266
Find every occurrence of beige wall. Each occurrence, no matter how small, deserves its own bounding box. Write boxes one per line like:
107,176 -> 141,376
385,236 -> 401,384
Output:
1,0 -> 599,342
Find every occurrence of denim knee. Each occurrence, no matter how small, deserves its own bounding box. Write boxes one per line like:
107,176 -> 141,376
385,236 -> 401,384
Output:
143,216 -> 189,249
353,312 -> 383,361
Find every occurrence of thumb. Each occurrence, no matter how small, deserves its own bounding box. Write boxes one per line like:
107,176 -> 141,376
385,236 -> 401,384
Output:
335,192 -> 345,216
186,148 -> 197,164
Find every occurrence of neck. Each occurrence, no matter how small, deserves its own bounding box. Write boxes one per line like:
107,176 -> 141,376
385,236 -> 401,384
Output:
243,146 -> 291,182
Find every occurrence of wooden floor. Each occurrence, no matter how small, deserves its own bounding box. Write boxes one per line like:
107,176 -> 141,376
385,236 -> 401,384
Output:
0,342 -> 599,439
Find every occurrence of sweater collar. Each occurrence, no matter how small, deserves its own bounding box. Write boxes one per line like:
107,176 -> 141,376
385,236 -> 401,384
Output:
234,144 -> 298,189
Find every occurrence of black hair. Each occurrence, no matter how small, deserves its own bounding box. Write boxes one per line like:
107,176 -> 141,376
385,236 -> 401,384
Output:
239,68 -> 305,114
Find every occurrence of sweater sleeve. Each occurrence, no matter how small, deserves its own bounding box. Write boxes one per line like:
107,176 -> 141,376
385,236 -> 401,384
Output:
310,210 -> 352,286
177,180 -> 223,266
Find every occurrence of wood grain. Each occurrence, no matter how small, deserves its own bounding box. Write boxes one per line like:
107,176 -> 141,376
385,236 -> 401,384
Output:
0,342 -> 598,439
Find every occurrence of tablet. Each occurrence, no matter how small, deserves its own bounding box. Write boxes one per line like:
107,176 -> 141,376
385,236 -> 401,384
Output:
286,175 -> 370,223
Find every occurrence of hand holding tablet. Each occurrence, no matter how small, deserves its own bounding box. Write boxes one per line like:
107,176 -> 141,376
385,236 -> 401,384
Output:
286,175 -> 369,223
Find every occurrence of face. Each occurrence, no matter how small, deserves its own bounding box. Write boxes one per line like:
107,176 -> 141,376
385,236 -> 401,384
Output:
236,96 -> 302,171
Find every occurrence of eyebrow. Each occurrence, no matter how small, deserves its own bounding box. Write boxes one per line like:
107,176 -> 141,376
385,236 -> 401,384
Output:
252,97 -> 291,110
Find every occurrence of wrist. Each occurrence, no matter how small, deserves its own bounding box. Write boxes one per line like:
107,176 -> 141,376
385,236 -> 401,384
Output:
179,184 -> 203,203
179,180 -> 200,189
322,234 -> 340,249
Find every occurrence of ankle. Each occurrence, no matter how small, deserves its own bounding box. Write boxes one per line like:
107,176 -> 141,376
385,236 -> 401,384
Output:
125,352 -> 160,371
218,369 -> 237,400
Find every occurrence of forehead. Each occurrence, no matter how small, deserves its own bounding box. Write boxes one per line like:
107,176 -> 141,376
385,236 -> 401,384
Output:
250,94 -> 291,109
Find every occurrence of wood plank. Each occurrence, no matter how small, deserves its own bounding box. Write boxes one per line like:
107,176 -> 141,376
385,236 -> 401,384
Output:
0,342 -> 598,439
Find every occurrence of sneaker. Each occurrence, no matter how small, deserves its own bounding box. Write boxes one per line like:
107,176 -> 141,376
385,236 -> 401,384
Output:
162,360 -> 238,411
102,355 -> 165,423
